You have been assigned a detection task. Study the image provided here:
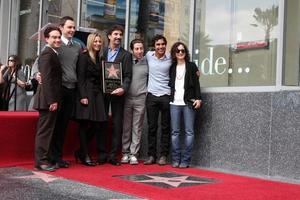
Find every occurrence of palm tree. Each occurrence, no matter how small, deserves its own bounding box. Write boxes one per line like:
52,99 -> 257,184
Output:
251,5 -> 278,41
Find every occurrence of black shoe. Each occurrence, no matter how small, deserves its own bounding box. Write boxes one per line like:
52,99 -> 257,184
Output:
74,151 -> 96,166
144,156 -> 155,165
55,160 -> 70,168
96,159 -> 107,165
157,156 -> 167,166
35,164 -> 56,172
108,159 -> 121,166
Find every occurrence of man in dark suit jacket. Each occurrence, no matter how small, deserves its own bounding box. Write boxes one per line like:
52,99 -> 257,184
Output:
96,25 -> 133,166
33,26 -> 62,171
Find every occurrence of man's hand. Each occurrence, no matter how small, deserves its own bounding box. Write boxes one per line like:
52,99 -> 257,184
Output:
36,72 -> 42,84
111,88 -> 124,96
49,102 -> 58,111
80,98 -> 88,105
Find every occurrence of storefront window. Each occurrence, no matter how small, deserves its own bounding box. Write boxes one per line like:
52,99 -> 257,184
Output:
129,0 -> 191,51
18,0 -> 40,65
283,0 -> 300,86
194,0 -> 279,87
18,0 -> 78,63
81,0 -> 126,33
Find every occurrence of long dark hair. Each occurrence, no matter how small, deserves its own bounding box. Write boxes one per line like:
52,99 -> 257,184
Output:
7,55 -> 21,72
170,42 -> 190,64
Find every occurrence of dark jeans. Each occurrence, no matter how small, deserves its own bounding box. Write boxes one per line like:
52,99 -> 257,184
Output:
170,104 -> 195,165
50,87 -> 76,162
146,93 -> 170,158
96,94 -> 125,161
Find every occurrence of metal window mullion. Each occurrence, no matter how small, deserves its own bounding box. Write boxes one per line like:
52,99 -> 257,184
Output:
77,0 -> 81,29
6,0 -> 12,58
189,0 -> 195,58
37,0 -> 43,55
276,0 -> 285,88
124,0 -> 131,50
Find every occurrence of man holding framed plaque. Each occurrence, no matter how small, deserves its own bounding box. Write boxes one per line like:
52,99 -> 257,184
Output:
102,61 -> 122,93
96,25 -> 132,166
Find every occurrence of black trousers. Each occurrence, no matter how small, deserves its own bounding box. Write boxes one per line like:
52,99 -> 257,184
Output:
146,93 -> 170,158
50,87 -> 76,162
96,94 -> 125,161
35,109 -> 58,165
78,120 -> 105,157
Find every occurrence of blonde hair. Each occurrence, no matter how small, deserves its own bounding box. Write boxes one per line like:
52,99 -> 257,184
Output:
86,32 -> 103,63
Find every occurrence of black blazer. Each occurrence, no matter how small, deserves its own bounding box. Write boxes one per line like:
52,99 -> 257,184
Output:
33,46 -> 62,110
103,47 -> 133,92
169,61 -> 201,104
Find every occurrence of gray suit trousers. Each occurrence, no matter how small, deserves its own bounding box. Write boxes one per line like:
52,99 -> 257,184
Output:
122,94 -> 146,156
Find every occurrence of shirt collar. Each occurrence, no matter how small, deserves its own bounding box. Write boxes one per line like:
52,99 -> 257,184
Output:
151,51 -> 169,60
46,45 -> 58,55
61,35 -> 72,45
108,46 -> 120,52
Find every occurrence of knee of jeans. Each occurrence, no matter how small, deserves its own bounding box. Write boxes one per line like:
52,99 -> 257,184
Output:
171,131 -> 180,137
185,130 -> 194,137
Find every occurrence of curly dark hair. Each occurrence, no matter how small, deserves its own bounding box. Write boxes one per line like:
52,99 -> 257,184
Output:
151,34 -> 167,47
170,42 -> 190,63
107,25 -> 124,37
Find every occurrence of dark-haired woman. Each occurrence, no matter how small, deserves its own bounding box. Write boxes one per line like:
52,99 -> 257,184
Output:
169,42 -> 202,168
0,55 -> 27,111
74,32 -> 107,166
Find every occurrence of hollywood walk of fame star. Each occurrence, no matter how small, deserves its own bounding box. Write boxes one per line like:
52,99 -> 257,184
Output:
15,171 -> 58,183
136,174 -> 208,188
106,64 -> 120,79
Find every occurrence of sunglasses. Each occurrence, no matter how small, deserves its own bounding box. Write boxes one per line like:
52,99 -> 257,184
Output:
8,59 -> 16,62
176,49 -> 186,54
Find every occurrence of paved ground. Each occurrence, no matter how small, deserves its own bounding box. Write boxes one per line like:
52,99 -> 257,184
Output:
0,167 -> 142,200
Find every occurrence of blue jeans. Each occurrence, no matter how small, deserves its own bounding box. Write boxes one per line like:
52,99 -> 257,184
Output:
170,104 -> 195,165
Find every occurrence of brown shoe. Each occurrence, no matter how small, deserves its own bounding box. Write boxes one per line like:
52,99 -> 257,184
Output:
144,156 -> 155,165
157,156 -> 167,166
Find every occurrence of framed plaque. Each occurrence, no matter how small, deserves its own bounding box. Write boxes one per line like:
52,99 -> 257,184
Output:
102,61 -> 123,93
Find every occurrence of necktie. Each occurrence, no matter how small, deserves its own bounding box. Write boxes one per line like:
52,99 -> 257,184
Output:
134,60 -> 138,64
67,41 -> 72,46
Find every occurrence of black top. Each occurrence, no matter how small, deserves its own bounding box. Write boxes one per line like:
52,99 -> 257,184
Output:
75,51 -> 107,122
169,61 -> 201,104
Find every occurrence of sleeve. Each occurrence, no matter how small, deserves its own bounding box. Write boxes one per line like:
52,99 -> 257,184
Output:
121,51 -> 133,92
38,50 -> 58,105
191,62 -> 202,100
77,53 -> 88,99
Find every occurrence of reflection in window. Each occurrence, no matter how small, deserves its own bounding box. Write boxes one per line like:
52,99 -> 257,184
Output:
284,0 -> 300,86
81,0 -> 126,33
194,0 -> 279,87
129,0 -> 190,51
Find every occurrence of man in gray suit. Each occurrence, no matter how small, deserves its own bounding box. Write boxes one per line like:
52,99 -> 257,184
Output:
121,39 -> 148,165
34,26 -> 62,171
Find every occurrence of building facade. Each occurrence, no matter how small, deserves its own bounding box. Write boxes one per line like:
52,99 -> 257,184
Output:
0,0 -> 299,181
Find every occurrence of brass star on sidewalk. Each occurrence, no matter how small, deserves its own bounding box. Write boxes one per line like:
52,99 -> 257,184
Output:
106,64 -> 120,79
15,171 -> 58,183
136,175 -> 208,188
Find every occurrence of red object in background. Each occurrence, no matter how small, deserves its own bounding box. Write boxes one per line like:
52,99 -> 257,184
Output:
234,40 -> 269,51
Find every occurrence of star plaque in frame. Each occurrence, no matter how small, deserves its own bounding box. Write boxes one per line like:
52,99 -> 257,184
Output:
102,61 -> 123,93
